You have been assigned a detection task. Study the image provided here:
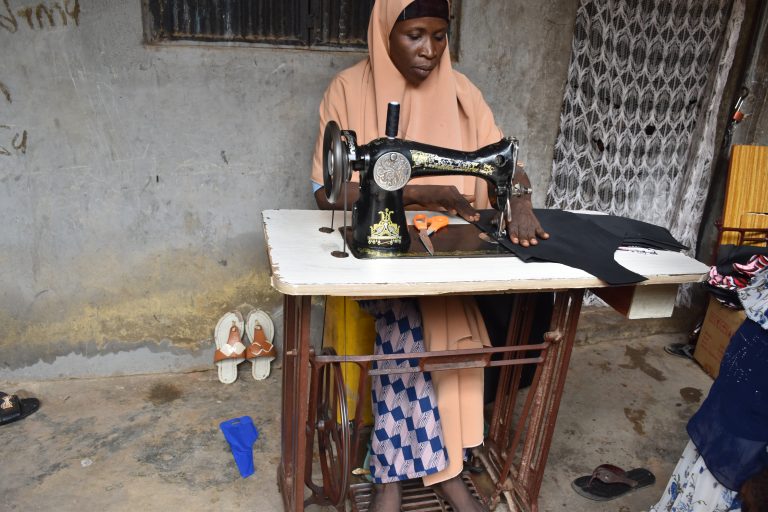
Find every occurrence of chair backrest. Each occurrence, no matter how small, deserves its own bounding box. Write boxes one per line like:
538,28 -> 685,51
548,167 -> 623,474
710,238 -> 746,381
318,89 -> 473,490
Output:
717,144 -> 768,248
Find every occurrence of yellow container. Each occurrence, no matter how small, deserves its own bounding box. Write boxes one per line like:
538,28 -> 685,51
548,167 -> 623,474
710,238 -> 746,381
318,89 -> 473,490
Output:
323,296 -> 375,424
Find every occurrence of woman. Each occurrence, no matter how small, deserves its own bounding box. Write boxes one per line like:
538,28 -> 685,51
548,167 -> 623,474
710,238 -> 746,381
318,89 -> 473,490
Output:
649,265 -> 768,512
310,1 -> 548,510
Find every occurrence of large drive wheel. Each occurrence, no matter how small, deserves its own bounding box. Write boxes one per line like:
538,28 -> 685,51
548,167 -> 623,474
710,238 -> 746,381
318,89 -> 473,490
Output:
306,347 -> 350,509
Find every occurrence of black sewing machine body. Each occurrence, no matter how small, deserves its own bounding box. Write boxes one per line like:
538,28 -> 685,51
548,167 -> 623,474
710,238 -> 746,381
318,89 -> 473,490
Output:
323,104 -> 522,256
354,137 -> 518,253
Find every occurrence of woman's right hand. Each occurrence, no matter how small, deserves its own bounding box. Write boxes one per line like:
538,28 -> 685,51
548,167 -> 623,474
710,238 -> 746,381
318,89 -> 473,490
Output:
403,184 -> 480,222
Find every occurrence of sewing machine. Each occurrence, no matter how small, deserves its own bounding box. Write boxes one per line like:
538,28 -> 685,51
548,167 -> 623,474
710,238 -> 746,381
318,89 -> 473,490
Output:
322,102 -> 529,255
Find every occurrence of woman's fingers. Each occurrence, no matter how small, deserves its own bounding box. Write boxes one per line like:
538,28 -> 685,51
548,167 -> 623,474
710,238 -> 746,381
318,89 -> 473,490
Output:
439,186 -> 478,221
455,203 -> 480,222
506,204 -> 548,246
401,184 -> 479,222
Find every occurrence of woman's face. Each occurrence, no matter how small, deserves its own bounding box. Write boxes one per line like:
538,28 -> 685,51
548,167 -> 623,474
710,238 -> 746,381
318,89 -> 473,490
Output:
389,17 -> 449,86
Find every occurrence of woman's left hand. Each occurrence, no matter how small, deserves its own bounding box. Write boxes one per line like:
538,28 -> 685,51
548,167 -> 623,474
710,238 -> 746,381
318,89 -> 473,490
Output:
505,169 -> 549,247
506,198 -> 549,247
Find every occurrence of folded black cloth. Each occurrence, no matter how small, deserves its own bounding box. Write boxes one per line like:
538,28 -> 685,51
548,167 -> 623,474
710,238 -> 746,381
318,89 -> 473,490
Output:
701,283 -> 741,309
573,212 -> 687,251
476,209 -> 647,285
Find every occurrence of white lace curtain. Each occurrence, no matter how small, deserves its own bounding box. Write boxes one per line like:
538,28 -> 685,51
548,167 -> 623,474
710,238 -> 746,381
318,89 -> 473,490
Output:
546,0 -> 744,258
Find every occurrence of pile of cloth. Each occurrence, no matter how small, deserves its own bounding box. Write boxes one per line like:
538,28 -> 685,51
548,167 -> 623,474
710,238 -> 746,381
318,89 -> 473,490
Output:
705,245 -> 768,309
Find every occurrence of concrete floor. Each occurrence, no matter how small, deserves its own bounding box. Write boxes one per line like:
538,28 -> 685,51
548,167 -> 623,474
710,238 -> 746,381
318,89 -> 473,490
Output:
0,311 -> 713,512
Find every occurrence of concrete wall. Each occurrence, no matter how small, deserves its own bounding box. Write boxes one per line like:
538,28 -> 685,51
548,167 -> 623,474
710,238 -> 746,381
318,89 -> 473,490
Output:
738,1 -> 768,145
0,0 -> 578,378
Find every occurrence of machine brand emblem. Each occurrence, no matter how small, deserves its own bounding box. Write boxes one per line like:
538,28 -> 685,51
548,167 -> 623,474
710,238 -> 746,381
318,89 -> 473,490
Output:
367,208 -> 401,246
373,152 -> 411,191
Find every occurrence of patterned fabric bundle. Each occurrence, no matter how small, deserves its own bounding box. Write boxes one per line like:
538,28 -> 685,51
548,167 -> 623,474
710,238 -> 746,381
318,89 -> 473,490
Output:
739,266 -> 768,330
707,254 -> 768,308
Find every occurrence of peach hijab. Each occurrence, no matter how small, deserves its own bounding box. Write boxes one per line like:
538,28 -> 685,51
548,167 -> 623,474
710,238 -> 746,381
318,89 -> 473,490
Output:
310,0 -> 503,204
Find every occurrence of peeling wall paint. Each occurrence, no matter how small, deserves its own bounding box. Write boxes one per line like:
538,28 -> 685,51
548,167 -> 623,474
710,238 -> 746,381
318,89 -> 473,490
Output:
0,0 -> 579,378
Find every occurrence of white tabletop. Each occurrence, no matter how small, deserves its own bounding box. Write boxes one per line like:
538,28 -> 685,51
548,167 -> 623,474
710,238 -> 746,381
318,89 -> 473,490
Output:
263,209 -> 709,297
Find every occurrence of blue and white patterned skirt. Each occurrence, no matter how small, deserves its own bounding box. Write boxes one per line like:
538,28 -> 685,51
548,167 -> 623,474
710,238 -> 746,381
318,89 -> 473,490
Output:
359,298 -> 448,483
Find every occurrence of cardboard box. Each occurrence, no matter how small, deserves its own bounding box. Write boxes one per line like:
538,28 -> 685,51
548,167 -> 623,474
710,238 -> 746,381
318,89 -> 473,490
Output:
693,296 -> 746,378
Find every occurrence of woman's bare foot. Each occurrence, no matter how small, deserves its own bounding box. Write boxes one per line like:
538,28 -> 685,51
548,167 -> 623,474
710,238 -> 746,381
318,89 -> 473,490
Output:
433,475 -> 487,512
369,481 -> 402,512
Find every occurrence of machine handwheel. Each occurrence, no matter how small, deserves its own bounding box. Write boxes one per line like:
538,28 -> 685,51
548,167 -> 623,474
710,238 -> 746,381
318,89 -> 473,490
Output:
322,121 -> 348,205
308,347 -> 350,508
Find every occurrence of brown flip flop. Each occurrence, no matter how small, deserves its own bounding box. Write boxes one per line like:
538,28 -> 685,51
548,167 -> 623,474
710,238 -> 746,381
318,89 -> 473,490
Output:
572,464 -> 655,501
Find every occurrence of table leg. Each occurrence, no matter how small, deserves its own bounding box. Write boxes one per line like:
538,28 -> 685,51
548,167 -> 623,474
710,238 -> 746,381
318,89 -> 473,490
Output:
524,289 -> 582,510
278,295 -> 312,512
481,290 -> 583,512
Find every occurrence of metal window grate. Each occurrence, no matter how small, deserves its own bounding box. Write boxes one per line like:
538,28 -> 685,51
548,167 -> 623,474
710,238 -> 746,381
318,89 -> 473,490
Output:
143,0 -> 461,53
310,0 -> 374,48
144,0 -> 373,48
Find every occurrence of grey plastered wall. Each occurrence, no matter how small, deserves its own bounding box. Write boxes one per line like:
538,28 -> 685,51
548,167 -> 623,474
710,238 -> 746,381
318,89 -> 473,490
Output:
0,0 -> 578,379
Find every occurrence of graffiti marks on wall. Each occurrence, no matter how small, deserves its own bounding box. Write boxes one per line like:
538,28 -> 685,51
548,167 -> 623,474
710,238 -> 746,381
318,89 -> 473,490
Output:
0,81 -> 27,157
0,81 -> 10,103
0,0 -> 80,33
0,127 -> 27,155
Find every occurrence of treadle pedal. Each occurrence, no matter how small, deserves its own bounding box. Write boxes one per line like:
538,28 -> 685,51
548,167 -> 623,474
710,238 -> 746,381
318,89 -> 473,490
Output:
349,472 -> 482,512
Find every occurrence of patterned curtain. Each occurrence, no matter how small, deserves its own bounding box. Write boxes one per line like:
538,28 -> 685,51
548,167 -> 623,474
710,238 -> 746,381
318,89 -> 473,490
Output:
546,0 -> 744,259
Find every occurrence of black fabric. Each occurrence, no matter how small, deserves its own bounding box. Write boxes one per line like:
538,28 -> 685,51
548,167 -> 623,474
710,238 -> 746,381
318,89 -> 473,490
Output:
701,283 -> 741,310
476,209 -> 647,285
399,0 -> 450,21
573,213 -> 686,251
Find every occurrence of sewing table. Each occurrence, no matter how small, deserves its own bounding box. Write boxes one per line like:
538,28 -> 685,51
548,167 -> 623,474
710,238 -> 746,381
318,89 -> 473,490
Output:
263,209 -> 709,512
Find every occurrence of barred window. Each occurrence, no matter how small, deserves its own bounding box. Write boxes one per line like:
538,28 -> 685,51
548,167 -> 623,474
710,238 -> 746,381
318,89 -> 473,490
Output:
142,0 -> 461,53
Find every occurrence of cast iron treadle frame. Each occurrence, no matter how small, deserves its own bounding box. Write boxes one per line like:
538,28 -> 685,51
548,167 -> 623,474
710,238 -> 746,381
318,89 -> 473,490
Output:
350,472 -> 482,512
280,290 -> 584,511
304,341 -> 549,510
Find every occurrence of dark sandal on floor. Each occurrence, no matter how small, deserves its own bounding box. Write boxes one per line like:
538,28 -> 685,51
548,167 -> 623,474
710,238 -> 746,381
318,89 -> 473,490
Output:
0,392 -> 40,426
571,464 -> 655,501
664,342 -> 694,360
